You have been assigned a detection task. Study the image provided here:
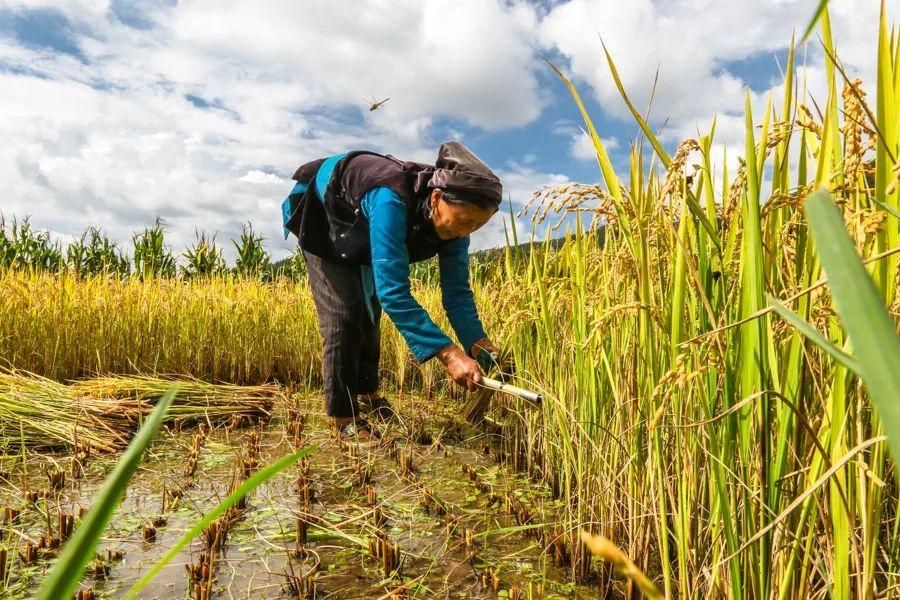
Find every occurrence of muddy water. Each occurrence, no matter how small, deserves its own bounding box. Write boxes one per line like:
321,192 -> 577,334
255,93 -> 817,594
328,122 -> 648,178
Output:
0,393 -> 600,599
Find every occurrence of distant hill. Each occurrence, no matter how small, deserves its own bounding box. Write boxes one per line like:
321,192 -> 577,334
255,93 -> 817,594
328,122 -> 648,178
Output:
273,225 -> 607,275
471,224 -> 606,261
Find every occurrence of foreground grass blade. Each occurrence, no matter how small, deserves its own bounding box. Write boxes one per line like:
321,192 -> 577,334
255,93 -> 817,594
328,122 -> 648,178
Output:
768,295 -> 862,375
36,387 -> 177,600
804,189 -> 900,469
801,0 -> 831,44
124,444 -> 316,600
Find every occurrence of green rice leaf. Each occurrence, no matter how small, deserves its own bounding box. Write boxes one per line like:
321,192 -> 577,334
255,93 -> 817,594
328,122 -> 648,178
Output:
542,58 -> 623,206
767,294 -> 861,375
804,189 -> 900,470
123,444 -> 316,600
873,199 -> 900,220
600,41 -> 669,166
36,386 -> 177,600
800,0 -> 830,44
600,41 -> 722,253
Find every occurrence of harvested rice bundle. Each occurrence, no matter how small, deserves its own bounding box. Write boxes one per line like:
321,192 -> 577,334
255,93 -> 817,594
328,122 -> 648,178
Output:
70,374 -> 278,429
0,370 -> 127,452
0,370 -> 281,452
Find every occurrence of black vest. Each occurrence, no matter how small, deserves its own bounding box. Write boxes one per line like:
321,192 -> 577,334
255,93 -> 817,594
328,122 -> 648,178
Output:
285,151 -> 453,266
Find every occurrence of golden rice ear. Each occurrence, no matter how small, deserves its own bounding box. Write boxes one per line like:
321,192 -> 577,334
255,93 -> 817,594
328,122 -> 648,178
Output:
580,531 -> 663,600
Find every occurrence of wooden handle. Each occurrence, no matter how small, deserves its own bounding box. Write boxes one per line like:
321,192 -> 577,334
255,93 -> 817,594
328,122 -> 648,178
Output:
479,377 -> 542,406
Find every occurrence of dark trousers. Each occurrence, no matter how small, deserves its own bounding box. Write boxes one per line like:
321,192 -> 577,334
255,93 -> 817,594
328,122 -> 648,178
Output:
304,250 -> 382,418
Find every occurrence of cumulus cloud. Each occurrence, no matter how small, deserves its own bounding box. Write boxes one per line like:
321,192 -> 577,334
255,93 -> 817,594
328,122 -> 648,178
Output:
569,129 -> 618,162
0,0 -> 546,258
0,0 -> 109,22
538,0 -> 897,145
0,0 -> 896,260
239,170 -> 288,186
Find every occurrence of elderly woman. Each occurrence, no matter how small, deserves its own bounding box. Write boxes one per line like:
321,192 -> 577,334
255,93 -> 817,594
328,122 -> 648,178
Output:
282,141 -> 503,441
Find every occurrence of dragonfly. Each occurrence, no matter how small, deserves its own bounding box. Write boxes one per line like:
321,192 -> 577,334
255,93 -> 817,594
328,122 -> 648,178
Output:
365,96 -> 390,111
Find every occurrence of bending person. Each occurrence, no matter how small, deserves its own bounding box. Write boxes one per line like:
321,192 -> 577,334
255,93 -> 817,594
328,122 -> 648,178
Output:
281,141 -> 503,441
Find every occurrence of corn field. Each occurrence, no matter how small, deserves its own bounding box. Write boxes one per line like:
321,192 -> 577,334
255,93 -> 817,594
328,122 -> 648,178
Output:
0,217 -> 289,281
1,9 -> 900,599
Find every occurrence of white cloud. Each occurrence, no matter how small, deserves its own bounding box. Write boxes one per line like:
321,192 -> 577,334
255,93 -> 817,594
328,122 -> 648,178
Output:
0,0 -> 109,22
240,170 -> 288,186
569,129 -> 619,162
156,0 -> 544,132
1,0 -> 897,260
0,0 -> 546,258
539,0 -> 897,146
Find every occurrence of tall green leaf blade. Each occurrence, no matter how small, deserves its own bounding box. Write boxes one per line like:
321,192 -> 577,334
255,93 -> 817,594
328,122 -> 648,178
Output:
805,189 -> 900,470
876,1 -> 899,308
800,0 -> 830,44
36,387 -> 178,600
600,41 -> 669,167
600,42 -> 722,253
874,199 -> 900,220
767,295 -> 862,375
543,58 -> 641,262
542,59 -> 623,206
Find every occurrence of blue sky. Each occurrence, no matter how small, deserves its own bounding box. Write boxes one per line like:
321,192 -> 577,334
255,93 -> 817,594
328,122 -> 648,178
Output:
0,0 -> 892,259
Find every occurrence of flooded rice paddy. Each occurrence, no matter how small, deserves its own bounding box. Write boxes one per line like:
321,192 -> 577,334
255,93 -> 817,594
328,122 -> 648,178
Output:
0,390 -> 603,599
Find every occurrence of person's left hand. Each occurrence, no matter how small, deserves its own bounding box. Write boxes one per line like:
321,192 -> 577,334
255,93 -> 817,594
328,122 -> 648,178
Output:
470,338 -> 500,358
470,338 -> 515,382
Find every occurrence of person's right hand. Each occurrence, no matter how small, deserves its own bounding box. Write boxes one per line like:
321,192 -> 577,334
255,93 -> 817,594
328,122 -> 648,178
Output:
436,343 -> 482,392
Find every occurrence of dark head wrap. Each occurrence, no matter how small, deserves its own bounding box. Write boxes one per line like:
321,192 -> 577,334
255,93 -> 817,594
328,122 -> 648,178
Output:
417,141 -> 502,210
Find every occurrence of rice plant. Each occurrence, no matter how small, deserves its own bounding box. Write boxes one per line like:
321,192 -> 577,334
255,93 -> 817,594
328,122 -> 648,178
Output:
0,370 -> 279,451
0,262 -> 458,394
488,9 -> 900,597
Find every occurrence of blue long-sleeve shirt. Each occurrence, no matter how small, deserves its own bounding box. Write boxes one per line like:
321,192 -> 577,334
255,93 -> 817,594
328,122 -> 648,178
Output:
282,154 -> 487,362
